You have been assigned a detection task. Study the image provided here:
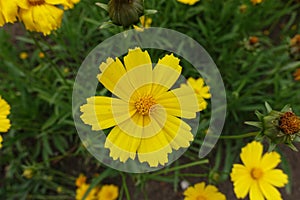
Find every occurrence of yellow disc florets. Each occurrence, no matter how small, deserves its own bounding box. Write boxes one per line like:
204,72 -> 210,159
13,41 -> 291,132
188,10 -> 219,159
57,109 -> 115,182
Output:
135,95 -> 156,115
279,112 -> 300,135
28,0 -> 45,6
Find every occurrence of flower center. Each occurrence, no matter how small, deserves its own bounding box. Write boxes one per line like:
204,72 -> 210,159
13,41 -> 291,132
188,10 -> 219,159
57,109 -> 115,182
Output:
135,95 -> 156,115
28,0 -> 45,6
196,196 -> 207,200
251,168 -> 263,180
279,112 -> 300,135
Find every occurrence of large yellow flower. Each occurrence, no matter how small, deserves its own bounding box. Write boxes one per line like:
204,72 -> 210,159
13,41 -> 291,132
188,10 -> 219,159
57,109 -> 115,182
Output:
230,141 -> 288,200
80,48 -> 198,167
0,96 -> 11,133
0,0 -> 18,26
183,182 -> 226,200
17,0 -> 65,35
97,185 -> 118,200
177,0 -> 200,5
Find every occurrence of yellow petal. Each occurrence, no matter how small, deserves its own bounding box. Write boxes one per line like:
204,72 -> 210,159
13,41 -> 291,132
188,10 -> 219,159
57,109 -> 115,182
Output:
80,97 -> 131,130
0,0 -> 18,23
152,54 -> 181,95
259,180 -> 283,200
105,126 -> 141,162
259,152 -> 281,171
19,8 -> 36,32
231,164 -> 252,198
240,141 -> 263,169
0,118 -> 11,132
156,85 -> 198,119
263,169 -> 288,187
0,13 -> 5,26
124,48 -> 152,72
249,181 -> 264,200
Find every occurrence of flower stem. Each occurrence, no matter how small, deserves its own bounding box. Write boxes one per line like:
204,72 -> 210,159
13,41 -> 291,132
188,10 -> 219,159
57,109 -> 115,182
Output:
220,131 -> 259,139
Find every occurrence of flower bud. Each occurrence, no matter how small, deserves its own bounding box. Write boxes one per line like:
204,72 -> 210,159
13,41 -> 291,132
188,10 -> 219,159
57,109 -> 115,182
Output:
108,0 -> 144,27
246,103 -> 300,151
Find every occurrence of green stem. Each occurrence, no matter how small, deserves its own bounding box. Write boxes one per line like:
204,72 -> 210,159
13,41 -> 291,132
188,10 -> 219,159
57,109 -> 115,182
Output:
121,173 -> 131,200
28,32 -> 69,87
219,131 -> 259,139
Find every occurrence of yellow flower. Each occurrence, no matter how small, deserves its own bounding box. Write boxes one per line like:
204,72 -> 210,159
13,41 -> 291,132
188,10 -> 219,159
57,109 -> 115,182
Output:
133,16 -> 152,31
22,168 -> 34,179
76,183 -> 98,200
183,182 -> 226,200
177,0 -> 200,5
230,141 -> 288,200
20,52 -> 29,60
97,185 -> 118,200
80,48 -> 198,167
186,77 -> 211,111
251,0 -> 263,5
0,96 -> 11,133
0,135 -> 3,148
17,0 -> 65,35
62,0 -> 80,10
0,0 -> 18,26
75,173 -> 87,187
39,52 -> 45,58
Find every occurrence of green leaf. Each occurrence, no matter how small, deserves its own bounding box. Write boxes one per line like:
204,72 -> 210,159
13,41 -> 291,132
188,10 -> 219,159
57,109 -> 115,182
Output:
95,2 -> 108,11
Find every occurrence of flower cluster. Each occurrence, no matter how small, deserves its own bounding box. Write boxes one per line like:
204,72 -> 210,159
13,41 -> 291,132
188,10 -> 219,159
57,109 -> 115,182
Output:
0,0 -> 80,35
75,174 -> 119,200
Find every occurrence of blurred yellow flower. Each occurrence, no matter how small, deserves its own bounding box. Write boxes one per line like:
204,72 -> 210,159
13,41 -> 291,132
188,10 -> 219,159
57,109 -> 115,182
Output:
177,0 -> 200,5
19,52 -> 29,60
97,185 -> 119,200
63,0 -> 80,9
75,173 -> 87,187
230,141 -> 288,200
22,168 -> 33,179
0,0 -> 18,26
17,0 -> 64,35
251,0 -> 263,5
80,47 -> 198,167
0,96 -> 11,133
294,68 -> 300,81
186,77 -> 211,111
0,135 -> 3,148
76,183 -> 98,200
183,182 -> 226,200
39,52 -> 45,58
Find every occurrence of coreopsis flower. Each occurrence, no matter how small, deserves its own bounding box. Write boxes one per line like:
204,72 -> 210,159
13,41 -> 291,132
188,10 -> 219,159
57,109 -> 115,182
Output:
251,0 -> 263,5
108,0 -> 144,27
97,185 -> 118,200
38,52 -> 45,59
75,173 -> 87,187
246,103 -> 300,151
177,0 -> 200,5
19,52 -> 29,60
231,141 -> 288,200
183,182 -> 226,200
0,0 -> 18,26
290,34 -> 300,60
22,168 -> 34,179
75,183 -> 98,200
185,77 -> 211,111
17,0 -> 65,35
80,47 -> 198,167
0,96 -> 11,133
293,68 -> 300,81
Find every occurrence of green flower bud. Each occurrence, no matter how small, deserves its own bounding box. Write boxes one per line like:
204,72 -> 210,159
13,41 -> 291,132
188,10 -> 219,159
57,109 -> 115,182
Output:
246,103 -> 300,151
108,0 -> 144,27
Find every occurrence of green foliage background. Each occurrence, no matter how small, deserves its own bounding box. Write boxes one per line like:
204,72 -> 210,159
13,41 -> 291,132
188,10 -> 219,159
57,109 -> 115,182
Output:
0,0 -> 300,199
